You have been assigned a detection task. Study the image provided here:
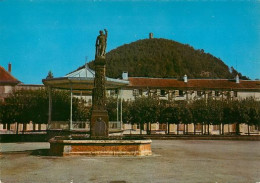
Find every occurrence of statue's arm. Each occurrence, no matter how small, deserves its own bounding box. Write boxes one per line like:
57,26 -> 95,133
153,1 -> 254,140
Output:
104,29 -> 108,38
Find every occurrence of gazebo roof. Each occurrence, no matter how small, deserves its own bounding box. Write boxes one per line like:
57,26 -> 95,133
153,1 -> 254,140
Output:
42,64 -> 129,90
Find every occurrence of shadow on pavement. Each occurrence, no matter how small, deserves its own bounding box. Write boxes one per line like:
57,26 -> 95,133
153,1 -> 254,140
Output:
30,149 -> 50,156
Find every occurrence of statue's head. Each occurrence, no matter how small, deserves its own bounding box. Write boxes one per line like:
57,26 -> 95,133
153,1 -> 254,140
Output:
99,30 -> 103,35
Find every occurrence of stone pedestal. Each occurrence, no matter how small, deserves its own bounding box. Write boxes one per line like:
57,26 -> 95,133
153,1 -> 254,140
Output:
90,110 -> 109,137
90,57 -> 109,138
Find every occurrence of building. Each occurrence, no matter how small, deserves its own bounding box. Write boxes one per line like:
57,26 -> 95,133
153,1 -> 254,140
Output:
111,72 -> 260,135
0,64 -> 20,102
0,64 -> 44,102
118,73 -> 260,101
0,64 -> 45,133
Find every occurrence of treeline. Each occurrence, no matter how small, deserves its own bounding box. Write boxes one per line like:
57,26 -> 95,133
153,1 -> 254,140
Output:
0,89 -> 90,132
1,89 -> 259,135
87,38 -> 248,79
106,97 -> 260,135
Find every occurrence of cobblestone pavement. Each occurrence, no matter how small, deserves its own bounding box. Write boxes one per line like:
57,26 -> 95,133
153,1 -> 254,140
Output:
1,140 -> 259,183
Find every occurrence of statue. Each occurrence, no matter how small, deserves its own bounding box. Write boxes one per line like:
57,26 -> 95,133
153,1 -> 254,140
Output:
95,29 -> 108,58
91,29 -> 109,138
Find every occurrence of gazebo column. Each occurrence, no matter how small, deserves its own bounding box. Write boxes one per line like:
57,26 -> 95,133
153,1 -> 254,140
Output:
120,89 -> 123,130
48,86 -> 52,129
70,86 -> 73,130
117,90 -> 119,122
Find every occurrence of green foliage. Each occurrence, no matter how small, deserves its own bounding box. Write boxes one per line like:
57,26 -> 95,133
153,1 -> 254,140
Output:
87,38 -> 248,79
2,89 -> 47,124
105,97 -> 132,122
207,99 -> 224,125
190,99 -> 207,125
122,99 -> 132,123
1,89 -> 90,124
106,97 -> 118,121
159,105 -> 181,125
0,100 -> 4,123
113,97 -> 259,132
128,97 -> 159,124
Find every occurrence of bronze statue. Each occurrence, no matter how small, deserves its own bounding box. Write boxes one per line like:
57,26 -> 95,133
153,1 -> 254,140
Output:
95,29 -> 108,58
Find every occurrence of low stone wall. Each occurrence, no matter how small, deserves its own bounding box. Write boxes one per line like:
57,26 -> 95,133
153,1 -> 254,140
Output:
49,138 -> 152,156
124,134 -> 260,141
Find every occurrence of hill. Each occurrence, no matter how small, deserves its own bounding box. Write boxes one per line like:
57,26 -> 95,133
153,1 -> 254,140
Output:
86,38 -> 247,79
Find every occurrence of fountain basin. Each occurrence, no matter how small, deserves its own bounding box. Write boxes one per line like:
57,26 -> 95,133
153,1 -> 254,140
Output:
49,137 -> 152,156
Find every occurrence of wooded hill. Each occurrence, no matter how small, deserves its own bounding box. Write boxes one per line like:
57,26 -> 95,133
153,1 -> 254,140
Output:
85,38 -> 247,79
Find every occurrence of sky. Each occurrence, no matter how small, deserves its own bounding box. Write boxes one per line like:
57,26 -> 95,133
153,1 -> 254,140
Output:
0,0 -> 260,84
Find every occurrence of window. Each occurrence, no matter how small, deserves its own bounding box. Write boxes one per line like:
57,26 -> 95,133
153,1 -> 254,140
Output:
110,89 -> 118,96
179,90 -> 184,97
160,90 -> 166,96
197,91 -> 203,97
133,89 -> 142,97
215,91 -> 220,97
137,123 -> 140,129
174,90 -> 179,96
234,91 -> 238,97
139,89 -> 142,96
110,90 -> 115,96
208,91 -> 212,97
168,91 -> 173,98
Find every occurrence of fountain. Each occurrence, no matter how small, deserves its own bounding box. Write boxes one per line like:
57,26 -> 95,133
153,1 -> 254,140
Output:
49,29 -> 152,156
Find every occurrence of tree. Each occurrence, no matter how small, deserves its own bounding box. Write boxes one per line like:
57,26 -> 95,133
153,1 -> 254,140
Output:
159,104 -> 183,135
240,98 -> 260,135
106,97 -> 118,121
206,99 -> 224,135
179,102 -> 192,135
2,89 -> 41,132
1,89 -> 90,133
223,100 -> 233,134
129,97 -> 159,134
191,99 -> 207,135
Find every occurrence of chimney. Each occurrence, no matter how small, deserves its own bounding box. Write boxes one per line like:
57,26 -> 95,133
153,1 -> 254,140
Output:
235,75 -> 239,84
149,33 -> 153,39
183,74 -> 188,83
122,71 -> 128,80
8,63 -> 11,73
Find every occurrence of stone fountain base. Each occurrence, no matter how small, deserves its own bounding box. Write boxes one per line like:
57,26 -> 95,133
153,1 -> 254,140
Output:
49,137 -> 152,156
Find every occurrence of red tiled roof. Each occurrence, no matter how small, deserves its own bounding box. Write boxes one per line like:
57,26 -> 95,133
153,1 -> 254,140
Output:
0,66 -> 20,85
128,77 -> 260,91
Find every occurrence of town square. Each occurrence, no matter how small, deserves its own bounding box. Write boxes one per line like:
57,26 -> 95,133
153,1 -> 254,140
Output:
0,0 -> 260,182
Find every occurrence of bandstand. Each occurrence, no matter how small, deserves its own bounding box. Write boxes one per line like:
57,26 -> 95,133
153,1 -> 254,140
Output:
42,64 -> 129,133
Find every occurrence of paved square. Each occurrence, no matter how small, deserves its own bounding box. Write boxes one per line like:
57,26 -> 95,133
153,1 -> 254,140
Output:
1,140 -> 259,183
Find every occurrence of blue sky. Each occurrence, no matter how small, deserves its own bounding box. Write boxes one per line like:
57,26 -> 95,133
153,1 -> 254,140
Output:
0,0 -> 259,84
